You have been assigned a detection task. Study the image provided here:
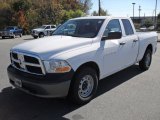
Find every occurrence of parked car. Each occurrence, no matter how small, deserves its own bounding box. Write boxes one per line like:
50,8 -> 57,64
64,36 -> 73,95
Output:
31,25 -> 56,39
7,16 -> 158,104
1,26 -> 23,39
148,26 -> 155,31
140,26 -> 147,31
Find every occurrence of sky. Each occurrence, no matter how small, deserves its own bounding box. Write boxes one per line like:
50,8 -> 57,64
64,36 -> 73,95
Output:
91,0 -> 160,17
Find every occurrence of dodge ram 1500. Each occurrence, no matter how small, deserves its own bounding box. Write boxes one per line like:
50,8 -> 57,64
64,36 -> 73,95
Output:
7,16 -> 158,104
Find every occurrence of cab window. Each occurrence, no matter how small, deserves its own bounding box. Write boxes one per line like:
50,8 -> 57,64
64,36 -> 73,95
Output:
103,19 -> 122,37
45,26 -> 50,29
122,19 -> 134,35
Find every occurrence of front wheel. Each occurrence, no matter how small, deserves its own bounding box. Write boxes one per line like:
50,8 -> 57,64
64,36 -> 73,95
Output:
11,34 -> 15,39
34,36 -> 38,39
69,67 -> 98,104
19,33 -> 22,37
39,33 -> 44,38
139,49 -> 152,70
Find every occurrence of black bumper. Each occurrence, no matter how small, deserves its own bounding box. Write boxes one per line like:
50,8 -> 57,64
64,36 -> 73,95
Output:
7,65 -> 74,98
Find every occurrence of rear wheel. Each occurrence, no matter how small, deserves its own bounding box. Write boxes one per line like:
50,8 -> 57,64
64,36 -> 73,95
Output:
139,49 -> 152,70
2,36 -> 5,39
69,67 -> 98,104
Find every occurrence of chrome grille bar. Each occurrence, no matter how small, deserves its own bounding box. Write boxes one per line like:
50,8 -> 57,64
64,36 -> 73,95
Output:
10,51 -> 46,75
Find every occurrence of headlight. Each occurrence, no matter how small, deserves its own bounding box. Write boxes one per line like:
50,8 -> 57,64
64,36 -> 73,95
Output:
44,60 -> 71,73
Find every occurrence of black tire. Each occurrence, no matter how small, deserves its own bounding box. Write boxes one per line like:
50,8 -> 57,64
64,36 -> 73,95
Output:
69,67 -> 98,104
34,36 -> 38,39
19,33 -> 22,37
139,49 -> 152,70
2,36 -> 5,39
11,35 -> 15,39
39,33 -> 44,38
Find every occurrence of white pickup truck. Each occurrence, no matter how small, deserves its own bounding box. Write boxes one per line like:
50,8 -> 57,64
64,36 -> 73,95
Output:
7,16 -> 158,104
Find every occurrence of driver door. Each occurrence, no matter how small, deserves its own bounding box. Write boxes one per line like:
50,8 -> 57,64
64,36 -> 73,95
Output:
101,19 -> 125,77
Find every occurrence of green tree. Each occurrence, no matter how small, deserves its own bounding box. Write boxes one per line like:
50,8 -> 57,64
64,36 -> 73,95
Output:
0,2 -> 13,29
92,8 -> 109,16
143,19 -> 153,28
12,0 -> 31,12
0,0 -> 93,33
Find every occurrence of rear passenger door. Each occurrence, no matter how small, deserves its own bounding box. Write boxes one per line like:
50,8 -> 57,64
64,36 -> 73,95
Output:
120,19 -> 139,66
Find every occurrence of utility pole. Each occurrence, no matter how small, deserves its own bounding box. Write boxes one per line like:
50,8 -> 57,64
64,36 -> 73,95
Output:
132,3 -> 136,21
155,0 -> 157,28
99,0 -> 101,16
138,6 -> 141,19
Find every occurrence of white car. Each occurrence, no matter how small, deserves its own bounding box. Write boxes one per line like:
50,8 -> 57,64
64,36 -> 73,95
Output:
8,16 -> 158,104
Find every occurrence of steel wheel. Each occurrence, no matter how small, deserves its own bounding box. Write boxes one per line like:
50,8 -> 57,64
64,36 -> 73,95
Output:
69,67 -> 98,104
139,49 -> 152,70
78,75 -> 94,98
145,52 -> 151,68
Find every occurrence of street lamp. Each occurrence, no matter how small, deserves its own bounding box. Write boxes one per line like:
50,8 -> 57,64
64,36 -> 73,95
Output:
132,3 -> 136,21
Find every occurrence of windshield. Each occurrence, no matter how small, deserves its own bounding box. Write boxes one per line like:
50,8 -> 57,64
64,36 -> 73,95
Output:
5,27 -> 14,30
53,19 -> 105,38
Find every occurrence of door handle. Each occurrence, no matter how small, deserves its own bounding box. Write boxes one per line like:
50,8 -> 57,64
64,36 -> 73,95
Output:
120,42 -> 126,45
133,39 -> 138,42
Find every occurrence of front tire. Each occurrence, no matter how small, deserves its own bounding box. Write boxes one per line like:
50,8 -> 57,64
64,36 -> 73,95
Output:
39,33 -> 44,38
11,34 -> 15,39
34,36 -> 38,39
139,49 -> 152,70
19,33 -> 22,37
69,67 -> 98,104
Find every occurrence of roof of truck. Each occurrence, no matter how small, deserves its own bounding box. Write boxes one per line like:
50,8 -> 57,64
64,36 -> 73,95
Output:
72,16 -> 130,20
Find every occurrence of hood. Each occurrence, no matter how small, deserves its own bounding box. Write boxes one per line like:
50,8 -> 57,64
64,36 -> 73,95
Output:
33,28 -> 44,32
12,36 -> 92,60
3,29 -> 14,32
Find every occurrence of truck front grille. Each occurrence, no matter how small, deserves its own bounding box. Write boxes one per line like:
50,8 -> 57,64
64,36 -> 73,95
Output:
10,51 -> 45,75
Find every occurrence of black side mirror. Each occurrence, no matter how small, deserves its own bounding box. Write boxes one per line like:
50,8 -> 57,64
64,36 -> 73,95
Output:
102,32 -> 122,41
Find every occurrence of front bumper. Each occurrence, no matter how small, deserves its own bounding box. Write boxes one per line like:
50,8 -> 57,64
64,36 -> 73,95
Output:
31,33 -> 39,37
2,32 -> 14,37
7,65 -> 74,98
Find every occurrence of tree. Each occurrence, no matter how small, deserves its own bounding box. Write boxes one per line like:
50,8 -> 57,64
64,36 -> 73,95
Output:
92,8 -> 109,16
143,19 -> 153,28
0,0 -> 93,33
0,2 -> 13,28
12,0 -> 31,12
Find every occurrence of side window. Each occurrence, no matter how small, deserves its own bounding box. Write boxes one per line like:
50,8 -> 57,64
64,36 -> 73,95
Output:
45,26 -> 50,29
122,19 -> 134,35
51,25 -> 56,28
103,19 -> 121,37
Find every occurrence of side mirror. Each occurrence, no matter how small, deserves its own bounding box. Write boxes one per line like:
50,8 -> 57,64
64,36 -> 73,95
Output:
102,32 -> 122,41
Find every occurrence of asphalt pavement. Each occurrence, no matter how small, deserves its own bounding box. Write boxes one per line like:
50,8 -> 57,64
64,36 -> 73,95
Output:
0,36 -> 160,120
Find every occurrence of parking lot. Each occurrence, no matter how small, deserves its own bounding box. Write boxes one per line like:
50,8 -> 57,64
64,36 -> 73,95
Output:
0,35 -> 160,120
